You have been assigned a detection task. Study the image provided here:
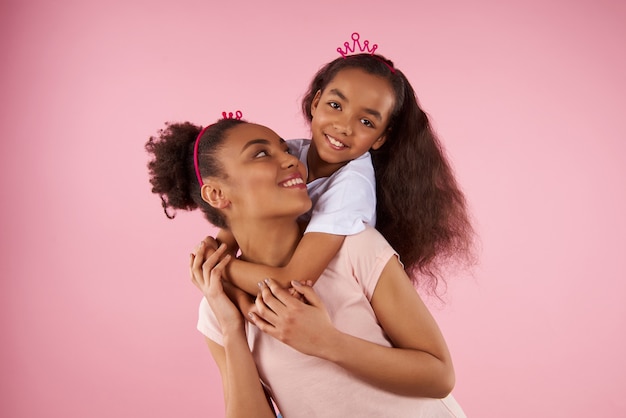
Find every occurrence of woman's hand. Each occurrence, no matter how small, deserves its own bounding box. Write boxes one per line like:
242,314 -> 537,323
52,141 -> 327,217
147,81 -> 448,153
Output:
193,243 -> 279,418
191,238 -> 256,327
249,278 -> 338,357
190,241 -> 243,332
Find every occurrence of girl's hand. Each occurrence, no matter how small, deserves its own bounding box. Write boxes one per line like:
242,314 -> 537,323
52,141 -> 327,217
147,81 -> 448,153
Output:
249,278 -> 337,357
190,241 -> 241,331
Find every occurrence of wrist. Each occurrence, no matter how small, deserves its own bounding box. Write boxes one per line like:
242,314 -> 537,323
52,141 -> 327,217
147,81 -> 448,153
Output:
315,327 -> 344,362
221,323 -> 246,342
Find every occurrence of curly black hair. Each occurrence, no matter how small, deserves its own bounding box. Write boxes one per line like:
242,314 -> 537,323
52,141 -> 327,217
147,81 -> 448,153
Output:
145,118 -> 245,228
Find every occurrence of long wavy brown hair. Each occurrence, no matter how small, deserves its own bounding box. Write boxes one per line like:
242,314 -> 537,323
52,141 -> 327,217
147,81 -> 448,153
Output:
302,54 -> 476,294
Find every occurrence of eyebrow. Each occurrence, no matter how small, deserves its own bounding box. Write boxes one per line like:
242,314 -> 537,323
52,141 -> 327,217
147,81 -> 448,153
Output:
328,88 -> 383,122
241,138 -> 287,152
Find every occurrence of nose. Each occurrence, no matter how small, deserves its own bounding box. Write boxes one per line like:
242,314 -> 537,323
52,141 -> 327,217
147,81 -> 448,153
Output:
333,115 -> 353,136
281,151 -> 300,169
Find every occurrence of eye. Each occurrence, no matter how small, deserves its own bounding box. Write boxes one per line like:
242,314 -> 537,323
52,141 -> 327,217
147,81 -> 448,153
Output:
254,150 -> 269,158
328,101 -> 341,110
360,118 -> 374,128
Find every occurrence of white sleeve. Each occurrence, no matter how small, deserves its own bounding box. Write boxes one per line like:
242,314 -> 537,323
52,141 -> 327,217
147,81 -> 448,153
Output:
305,157 -> 376,236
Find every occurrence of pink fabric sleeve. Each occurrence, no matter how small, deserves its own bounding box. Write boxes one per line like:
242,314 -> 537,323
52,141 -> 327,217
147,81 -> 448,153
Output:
346,227 -> 398,301
197,297 -> 224,346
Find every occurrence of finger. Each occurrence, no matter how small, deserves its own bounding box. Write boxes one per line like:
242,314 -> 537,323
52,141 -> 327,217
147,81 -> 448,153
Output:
200,237 -> 221,260
202,242 -> 228,266
290,280 -> 324,307
202,243 -> 229,282
263,278 -> 301,307
189,253 -> 202,289
203,236 -> 219,251
259,279 -> 295,313
254,291 -> 279,326
246,305 -> 259,323
190,241 -> 207,286
248,311 -> 274,333
209,253 -> 232,285
191,240 -> 208,269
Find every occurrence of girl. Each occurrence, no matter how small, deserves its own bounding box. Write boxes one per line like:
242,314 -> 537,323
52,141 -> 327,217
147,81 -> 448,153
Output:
146,118 -> 466,417
214,42 -> 473,298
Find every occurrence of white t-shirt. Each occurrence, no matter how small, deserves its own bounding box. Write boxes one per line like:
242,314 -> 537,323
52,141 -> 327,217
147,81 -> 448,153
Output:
288,139 -> 376,235
197,226 -> 466,418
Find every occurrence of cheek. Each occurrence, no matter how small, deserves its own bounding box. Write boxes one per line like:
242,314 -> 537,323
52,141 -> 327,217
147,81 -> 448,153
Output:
228,186 -> 263,215
311,105 -> 331,123
297,164 -> 307,179
355,126 -> 383,142
230,179 -> 260,199
230,170 -> 276,197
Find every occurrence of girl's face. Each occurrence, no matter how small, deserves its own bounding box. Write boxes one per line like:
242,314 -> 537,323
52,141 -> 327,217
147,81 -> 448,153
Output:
310,67 -> 395,165
210,123 -> 311,224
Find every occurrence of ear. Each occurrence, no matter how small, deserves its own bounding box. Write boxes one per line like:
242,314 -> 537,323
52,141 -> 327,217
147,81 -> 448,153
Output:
370,133 -> 388,151
201,181 -> 231,209
310,90 -> 322,117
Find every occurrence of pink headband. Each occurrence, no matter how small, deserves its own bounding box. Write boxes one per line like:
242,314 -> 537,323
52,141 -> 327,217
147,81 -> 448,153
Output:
193,110 -> 243,186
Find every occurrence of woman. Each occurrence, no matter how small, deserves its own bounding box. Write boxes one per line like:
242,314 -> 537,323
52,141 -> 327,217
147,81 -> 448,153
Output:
146,118 -> 466,417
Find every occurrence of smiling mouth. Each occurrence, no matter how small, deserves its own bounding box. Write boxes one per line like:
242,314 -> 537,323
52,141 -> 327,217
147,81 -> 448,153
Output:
279,177 -> 305,187
326,134 -> 347,149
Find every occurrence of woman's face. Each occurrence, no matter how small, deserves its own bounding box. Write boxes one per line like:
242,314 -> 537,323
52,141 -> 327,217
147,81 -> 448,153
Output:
215,123 -> 311,223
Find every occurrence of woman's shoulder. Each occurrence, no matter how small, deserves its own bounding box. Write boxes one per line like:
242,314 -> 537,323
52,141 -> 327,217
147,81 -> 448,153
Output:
343,227 -> 396,264
340,226 -> 398,297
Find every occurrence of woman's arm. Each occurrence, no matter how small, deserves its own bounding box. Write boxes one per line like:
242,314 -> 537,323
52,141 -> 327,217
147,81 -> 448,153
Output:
226,232 -> 345,295
250,257 -> 455,398
191,243 -> 276,418
206,334 -> 276,418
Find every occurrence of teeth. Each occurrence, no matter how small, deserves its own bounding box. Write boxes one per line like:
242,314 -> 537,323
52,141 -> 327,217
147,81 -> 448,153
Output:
282,178 -> 304,187
327,135 -> 346,148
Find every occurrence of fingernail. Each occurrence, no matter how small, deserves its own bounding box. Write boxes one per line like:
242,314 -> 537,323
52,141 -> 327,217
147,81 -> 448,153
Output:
291,280 -> 301,287
264,278 -> 270,284
257,281 -> 264,288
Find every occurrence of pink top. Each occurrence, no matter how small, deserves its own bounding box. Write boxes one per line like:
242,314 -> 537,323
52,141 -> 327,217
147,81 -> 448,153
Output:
198,226 -> 466,417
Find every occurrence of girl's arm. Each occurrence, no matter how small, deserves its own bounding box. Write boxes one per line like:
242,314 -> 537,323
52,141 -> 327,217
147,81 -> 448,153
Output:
191,243 -> 276,418
216,228 -> 239,256
217,158 -> 373,295
250,258 -> 455,398
226,232 -> 345,295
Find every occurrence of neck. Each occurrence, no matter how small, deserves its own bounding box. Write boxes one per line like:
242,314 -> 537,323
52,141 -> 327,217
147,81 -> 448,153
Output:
306,142 -> 347,182
230,219 -> 303,267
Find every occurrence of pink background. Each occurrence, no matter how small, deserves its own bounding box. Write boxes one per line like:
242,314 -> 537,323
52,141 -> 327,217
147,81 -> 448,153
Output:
2,0 -> 625,416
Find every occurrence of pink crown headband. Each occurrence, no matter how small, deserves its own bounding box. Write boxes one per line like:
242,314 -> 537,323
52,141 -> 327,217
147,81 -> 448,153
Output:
337,32 -> 378,57
336,32 -> 395,73
194,110 -> 243,186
